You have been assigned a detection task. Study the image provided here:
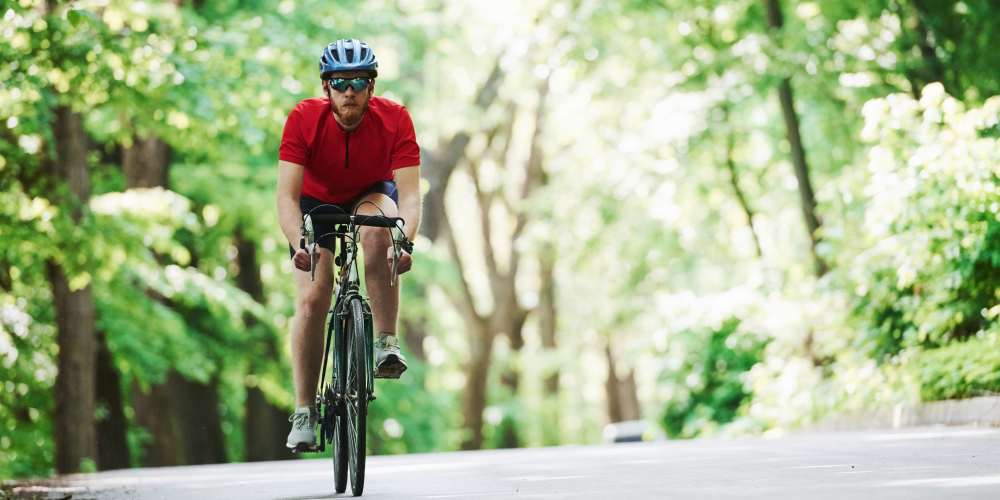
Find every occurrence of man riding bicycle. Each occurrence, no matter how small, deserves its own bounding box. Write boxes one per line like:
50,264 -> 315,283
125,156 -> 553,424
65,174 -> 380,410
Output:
276,39 -> 421,450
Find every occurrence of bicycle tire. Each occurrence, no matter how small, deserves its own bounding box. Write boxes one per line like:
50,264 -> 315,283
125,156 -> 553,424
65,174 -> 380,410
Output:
332,411 -> 348,493
346,297 -> 368,496
331,315 -> 348,494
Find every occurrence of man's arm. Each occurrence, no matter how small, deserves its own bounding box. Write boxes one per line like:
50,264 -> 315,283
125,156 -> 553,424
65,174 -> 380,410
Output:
394,165 -> 421,242
277,159 -> 306,249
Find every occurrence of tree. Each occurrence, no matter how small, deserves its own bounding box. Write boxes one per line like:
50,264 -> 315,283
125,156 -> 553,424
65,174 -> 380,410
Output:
763,0 -> 827,277
440,76 -> 552,449
46,106 -> 98,474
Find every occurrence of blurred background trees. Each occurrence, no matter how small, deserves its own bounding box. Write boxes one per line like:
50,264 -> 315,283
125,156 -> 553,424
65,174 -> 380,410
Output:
1,0 -> 997,477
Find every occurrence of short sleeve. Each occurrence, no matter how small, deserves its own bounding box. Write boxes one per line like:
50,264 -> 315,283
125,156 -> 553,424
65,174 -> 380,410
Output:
279,104 -> 308,166
390,106 -> 420,169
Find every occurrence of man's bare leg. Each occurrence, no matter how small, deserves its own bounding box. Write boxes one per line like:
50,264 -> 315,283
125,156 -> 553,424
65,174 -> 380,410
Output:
286,247 -> 335,449
354,193 -> 399,334
290,247 -> 335,407
354,193 -> 406,377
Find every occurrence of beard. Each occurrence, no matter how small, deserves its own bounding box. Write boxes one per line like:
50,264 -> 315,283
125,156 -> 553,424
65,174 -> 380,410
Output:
331,97 -> 369,129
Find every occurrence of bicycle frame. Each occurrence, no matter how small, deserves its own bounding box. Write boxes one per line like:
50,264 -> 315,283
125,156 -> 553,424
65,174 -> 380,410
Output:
313,222 -> 377,453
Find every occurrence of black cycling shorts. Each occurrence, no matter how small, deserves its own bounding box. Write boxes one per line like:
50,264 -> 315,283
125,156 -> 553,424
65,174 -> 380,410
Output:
289,180 -> 398,257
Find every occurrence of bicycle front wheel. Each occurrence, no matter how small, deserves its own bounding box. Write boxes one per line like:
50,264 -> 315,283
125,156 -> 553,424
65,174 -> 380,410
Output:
331,324 -> 348,495
345,297 -> 369,497
332,409 -> 348,494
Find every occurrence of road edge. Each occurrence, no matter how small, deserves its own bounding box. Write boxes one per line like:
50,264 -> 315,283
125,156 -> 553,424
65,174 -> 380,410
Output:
813,395 -> 1000,431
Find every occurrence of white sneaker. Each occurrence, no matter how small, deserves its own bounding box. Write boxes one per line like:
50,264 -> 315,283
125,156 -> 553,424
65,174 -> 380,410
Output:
286,406 -> 317,450
374,334 -> 408,379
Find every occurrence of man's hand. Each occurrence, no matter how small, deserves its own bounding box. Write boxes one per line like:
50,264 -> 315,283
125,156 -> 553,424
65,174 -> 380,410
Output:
388,246 -> 412,275
292,247 -> 318,272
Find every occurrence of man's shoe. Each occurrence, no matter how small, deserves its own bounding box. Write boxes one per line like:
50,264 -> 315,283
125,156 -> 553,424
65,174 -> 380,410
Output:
286,406 -> 318,451
374,334 -> 408,379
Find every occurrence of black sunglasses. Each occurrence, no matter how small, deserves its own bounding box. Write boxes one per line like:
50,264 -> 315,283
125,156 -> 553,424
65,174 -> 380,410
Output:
326,77 -> 372,93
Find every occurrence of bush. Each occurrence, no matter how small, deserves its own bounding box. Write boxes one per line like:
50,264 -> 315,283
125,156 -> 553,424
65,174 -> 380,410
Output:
908,328 -> 1000,401
659,318 -> 768,438
849,87 -> 1000,359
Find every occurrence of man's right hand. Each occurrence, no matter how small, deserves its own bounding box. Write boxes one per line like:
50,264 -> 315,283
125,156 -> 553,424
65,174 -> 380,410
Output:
292,247 -> 317,272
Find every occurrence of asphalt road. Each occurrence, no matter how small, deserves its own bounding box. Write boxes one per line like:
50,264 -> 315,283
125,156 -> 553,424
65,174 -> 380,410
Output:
22,426 -> 1000,499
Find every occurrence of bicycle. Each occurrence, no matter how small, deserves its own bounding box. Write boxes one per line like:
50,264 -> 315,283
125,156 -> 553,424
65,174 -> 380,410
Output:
291,203 -> 413,497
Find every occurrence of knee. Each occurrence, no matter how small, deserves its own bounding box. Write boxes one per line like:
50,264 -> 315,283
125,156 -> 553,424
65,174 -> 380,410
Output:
297,286 -> 332,317
360,228 -> 390,257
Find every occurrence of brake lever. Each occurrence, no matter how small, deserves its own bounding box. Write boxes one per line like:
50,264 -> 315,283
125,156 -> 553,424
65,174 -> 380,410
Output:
310,243 -> 316,282
390,244 -> 399,288
389,235 -> 413,288
301,217 -> 317,282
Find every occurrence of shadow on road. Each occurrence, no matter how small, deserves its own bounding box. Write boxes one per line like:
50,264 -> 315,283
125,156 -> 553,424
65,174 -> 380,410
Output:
274,493 -> 338,500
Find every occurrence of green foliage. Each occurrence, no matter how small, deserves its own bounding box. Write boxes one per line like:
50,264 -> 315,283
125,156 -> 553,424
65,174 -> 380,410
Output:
847,88 -> 1000,359
2,0 -> 1000,480
659,319 -> 768,438
908,328 -> 1000,401
367,361 -> 460,455
0,293 -> 56,478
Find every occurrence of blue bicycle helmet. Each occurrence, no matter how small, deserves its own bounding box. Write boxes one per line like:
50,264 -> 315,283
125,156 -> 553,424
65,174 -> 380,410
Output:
319,39 -> 378,79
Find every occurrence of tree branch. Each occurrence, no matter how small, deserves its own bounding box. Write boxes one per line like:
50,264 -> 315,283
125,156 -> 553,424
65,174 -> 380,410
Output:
720,105 -> 763,258
421,54 -> 509,242
440,206 -> 484,326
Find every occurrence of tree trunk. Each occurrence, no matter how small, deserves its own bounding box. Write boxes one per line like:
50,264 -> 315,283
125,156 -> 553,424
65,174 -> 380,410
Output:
620,369 -> 641,422
538,252 -> 560,445
122,133 -> 228,464
539,254 -> 558,396
604,344 -> 640,423
49,261 -> 98,473
47,105 -> 99,474
95,331 -> 130,470
244,388 -> 289,461
132,381 -> 184,466
401,317 -> 427,361
604,344 -> 624,423
901,0 -> 954,98
234,226 -> 291,462
497,313 -> 527,449
121,133 -> 189,467
764,0 -> 828,277
461,325 -> 494,450
122,136 -> 171,188
171,373 -> 228,464
132,374 -> 228,466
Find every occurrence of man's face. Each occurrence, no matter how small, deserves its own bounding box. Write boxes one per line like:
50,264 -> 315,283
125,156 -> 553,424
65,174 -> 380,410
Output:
324,70 -> 373,127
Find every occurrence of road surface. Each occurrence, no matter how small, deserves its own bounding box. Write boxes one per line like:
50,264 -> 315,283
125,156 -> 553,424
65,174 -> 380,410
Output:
14,426 -> 1000,499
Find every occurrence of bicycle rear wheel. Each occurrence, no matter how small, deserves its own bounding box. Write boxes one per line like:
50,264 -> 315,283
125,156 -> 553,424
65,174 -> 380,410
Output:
345,297 -> 369,497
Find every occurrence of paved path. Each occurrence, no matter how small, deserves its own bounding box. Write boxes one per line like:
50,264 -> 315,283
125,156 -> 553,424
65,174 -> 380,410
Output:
20,426 -> 1000,499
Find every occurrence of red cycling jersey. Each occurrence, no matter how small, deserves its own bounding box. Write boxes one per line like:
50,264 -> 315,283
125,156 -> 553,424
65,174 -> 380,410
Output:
279,95 -> 420,204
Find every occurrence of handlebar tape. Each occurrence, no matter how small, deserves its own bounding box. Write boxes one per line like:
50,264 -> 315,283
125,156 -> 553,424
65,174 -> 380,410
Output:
308,214 -> 402,228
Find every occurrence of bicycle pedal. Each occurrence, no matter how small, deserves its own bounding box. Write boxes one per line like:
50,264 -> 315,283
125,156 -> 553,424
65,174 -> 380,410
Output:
374,367 -> 406,379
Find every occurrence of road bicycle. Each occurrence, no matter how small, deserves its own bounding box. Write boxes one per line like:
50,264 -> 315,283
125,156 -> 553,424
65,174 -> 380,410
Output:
292,203 -> 412,497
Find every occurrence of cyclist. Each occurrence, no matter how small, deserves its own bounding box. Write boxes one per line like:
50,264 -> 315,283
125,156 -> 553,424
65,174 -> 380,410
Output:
276,39 -> 422,450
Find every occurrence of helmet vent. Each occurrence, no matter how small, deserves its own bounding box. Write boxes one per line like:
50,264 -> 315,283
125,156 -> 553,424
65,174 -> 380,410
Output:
319,38 -> 378,79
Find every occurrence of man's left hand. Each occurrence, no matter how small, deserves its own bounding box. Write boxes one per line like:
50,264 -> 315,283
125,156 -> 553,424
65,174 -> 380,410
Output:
388,246 -> 412,275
